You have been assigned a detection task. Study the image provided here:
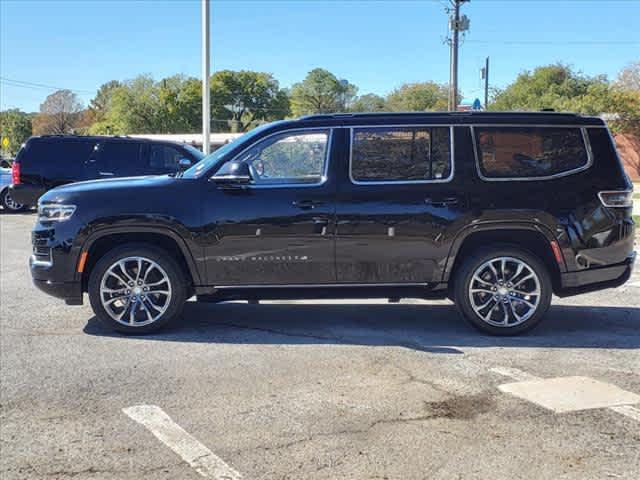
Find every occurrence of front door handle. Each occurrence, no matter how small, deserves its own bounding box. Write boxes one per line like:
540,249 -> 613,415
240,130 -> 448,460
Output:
424,197 -> 458,207
99,171 -> 115,176
293,200 -> 325,210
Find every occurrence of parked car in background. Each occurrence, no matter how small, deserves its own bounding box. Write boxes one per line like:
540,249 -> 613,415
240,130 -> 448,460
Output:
28,112 -> 635,335
1,165 -> 28,212
10,136 -> 204,208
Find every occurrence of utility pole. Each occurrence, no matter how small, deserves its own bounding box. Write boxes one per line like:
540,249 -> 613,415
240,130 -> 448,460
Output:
447,0 -> 470,111
482,56 -> 489,110
201,0 -> 211,154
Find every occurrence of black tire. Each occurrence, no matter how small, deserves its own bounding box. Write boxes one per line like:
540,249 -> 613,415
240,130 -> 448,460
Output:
88,244 -> 188,334
1,189 -> 27,213
453,246 -> 552,336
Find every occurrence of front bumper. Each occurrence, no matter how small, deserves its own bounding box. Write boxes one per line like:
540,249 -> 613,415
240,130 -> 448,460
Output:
556,251 -> 636,297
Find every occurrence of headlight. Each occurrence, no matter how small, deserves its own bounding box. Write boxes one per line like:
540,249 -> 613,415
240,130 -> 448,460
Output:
37,204 -> 77,222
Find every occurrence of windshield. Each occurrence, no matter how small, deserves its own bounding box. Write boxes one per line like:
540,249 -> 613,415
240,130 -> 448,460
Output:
182,123 -> 278,179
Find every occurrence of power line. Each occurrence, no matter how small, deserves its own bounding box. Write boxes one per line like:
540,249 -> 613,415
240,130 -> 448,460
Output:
0,77 -> 94,95
466,40 -> 639,45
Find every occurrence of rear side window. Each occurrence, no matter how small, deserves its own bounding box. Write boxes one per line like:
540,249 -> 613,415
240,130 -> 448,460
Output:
20,140 -> 95,178
350,126 -> 452,183
474,127 -> 590,179
149,145 -> 183,170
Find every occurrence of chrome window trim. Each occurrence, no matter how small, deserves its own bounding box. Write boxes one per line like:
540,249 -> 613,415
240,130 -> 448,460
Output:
225,127 -> 334,189
214,282 -> 430,289
470,125 -> 594,182
348,125 -> 455,185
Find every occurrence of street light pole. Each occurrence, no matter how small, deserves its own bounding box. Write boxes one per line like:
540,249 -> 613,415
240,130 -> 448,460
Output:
201,0 -> 211,155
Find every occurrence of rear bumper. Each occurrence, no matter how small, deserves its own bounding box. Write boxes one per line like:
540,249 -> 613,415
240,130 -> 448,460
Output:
9,184 -> 46,207
556,251 -> 636,297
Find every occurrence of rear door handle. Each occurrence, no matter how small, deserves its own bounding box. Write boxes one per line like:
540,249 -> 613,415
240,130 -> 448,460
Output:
293,200 -> 325,210
99,171 -> 114,176
424,197 -> 458,207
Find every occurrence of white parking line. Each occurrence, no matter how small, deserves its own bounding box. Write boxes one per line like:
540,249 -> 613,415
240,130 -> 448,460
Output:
610,405 -> 640,422
123,405 -> 242,480
491,367 -> 640,421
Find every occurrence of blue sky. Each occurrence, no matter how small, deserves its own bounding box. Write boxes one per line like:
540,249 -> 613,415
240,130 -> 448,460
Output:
1,0 -> 638,112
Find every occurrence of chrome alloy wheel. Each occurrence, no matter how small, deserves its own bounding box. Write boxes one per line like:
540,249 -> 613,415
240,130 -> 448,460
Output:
3,192 -> 23,210
99,256 -> 172,327
468,256 -> 541,328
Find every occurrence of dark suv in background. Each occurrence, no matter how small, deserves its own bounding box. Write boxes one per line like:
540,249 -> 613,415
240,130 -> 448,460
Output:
28,112 -> 635,335
10,135 -> 203,208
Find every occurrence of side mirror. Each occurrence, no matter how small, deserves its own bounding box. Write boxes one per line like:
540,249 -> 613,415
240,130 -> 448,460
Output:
178,158 -> 192,170
210,161 -> 251,186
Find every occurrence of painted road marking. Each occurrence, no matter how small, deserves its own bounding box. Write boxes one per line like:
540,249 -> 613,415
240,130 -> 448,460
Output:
491,368 -> 640,420
610,405 -> 640,422
123,405 -> 242,480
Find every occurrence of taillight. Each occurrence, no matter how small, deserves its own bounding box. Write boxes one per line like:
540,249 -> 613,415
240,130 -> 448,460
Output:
598,190 -> 633,208
11,162 -> 20,185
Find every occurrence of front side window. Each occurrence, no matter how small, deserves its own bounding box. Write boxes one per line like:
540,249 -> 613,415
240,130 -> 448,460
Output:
149,145 -> 183,169
351,126 -> 452,182
475,127 -> 590,179
235,129 -> 330,185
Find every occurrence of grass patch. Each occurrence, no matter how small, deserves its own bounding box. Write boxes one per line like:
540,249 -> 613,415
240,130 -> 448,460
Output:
634,215 -> 640,225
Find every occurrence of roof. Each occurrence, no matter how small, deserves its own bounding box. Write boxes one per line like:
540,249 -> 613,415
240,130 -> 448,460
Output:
31,135 -> 195,147
296,111 -> 606,126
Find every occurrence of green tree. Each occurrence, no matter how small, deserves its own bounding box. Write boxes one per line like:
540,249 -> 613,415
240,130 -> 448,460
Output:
491,63 -> 640,135
385,82 -> 449,112
0,109 -> 32,157
290,68 -> 357,116
350,93 -> 387,112
88,80 -> 122,124
33,89 -> 83,135
211,70 -> 290,132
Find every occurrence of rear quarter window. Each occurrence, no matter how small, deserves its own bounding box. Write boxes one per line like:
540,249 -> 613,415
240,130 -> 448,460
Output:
19,139 -> 95,178
474,127 -> 590,180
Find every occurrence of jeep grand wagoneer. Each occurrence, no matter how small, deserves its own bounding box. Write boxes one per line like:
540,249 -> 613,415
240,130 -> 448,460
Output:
30,112 -> 635,335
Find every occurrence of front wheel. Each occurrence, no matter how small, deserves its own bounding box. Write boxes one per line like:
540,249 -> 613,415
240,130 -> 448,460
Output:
454,247 -> 552,335
88,244 -> 188,334
1,189 -> 27,212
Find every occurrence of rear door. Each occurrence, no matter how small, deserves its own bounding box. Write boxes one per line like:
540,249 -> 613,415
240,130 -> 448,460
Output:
335,124 -> 464,284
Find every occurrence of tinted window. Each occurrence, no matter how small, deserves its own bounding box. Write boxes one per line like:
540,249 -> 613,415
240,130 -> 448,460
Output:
21,140 -> 95,178
99,142 -> 141,174
351,127 -> 451,182
475,127 -> 589,179
235,130 -> 329,185
149,145 -> 183,170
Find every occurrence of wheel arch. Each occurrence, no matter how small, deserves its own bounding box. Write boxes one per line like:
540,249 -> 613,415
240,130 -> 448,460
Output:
443,223 -> 565,293
78,227 -> 202,291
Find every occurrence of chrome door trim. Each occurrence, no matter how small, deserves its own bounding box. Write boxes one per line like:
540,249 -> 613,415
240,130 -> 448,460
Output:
214,282 -> 430,289
348,125 -> 455,185
470,125 -> 594,182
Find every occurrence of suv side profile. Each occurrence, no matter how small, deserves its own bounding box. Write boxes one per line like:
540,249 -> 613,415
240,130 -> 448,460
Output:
29,112 -> 635,335
10,135 -> 204,208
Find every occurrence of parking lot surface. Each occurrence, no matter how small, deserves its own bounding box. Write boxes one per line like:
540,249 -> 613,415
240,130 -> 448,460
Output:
1,213 -> 639,479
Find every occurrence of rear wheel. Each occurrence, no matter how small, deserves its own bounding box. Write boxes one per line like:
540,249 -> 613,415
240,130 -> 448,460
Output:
1,189 -> 27,212
454,247 -> 552,335
88,244 -> 188,334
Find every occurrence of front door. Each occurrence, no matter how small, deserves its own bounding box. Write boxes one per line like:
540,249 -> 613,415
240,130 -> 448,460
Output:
335,125 -> 464,284
202,128 -> 338,285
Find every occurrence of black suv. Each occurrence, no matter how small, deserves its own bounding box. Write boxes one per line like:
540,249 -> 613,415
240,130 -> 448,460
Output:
29,112 -> 635,335
10,135 -> 204,208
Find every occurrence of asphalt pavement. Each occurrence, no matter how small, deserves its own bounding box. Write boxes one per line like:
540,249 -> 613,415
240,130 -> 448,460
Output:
1,212 -> 639,479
